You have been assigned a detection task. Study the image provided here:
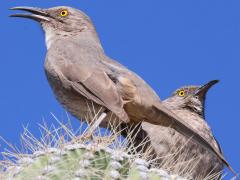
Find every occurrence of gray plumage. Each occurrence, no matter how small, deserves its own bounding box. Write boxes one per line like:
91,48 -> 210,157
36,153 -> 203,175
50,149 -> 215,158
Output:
10,6 -> 233,172
128,80 -> 223,178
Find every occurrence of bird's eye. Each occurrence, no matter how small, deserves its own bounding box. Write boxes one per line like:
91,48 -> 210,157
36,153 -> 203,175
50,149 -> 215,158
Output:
59,10 -> 69,17
178,90 -> 185,97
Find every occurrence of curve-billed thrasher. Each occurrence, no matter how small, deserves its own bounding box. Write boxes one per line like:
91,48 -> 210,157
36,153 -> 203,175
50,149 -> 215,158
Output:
125,80 -> 223,178
10,6 -> 233,172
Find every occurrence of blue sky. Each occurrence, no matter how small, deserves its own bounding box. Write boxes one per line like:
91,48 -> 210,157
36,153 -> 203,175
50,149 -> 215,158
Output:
1,1 -> 240,177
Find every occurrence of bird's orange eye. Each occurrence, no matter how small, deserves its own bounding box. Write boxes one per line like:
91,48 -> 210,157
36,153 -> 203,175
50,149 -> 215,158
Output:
59,10 -> 69,17
178,90 -> 185,97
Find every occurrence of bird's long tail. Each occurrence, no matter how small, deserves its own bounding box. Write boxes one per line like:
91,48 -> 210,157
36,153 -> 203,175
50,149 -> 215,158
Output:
146,102 -> 237,176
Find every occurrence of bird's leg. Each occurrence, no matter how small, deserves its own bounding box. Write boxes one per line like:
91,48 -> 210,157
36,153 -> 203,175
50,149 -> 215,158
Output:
81,111 -> 107,141
88,112 -> 107,136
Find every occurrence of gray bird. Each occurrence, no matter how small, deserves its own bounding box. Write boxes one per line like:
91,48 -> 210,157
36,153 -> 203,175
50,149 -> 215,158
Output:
127,80 -> 223,178
10,6 -> 233,172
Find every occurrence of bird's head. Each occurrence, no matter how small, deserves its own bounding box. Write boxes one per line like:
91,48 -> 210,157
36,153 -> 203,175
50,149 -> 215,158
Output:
10,6 -> 95,33
10,6 -> 98,48
163,80 -> 219,118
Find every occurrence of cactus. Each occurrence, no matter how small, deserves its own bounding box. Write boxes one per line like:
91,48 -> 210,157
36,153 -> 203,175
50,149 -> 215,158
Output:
0,113 -> 221,180
2,143 -> 183,180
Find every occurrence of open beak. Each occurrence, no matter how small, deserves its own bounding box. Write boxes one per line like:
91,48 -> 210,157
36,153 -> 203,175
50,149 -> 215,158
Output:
9,6 -> 50,22
195,80 -> 219,97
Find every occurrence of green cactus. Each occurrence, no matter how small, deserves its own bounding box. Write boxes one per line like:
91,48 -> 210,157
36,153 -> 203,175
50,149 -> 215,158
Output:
0,114 -> 221,180
3,143 -> 179,180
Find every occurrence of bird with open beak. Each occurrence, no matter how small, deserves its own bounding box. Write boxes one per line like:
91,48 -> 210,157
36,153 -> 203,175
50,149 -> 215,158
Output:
9,6 -> 235,175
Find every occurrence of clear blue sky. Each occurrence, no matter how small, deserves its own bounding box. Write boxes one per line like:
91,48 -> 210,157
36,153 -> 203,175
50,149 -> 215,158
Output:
1,1 -> 240,177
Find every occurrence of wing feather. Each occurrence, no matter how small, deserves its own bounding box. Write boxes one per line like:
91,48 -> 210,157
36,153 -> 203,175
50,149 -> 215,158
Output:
152,102 -> 233,172
61,63 -> 129,122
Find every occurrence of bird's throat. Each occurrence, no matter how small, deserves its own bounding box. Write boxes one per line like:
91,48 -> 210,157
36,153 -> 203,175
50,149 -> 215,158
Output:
44,29 -> 56,50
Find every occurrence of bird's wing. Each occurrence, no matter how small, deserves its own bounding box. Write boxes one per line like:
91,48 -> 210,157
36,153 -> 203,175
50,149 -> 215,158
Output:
152,102 -> 235,174
59,63 -> 129,123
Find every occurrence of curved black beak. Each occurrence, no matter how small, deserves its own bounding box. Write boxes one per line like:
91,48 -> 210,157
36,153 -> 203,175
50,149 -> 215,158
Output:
9,6 -> 50,22
195,80 -> 219,97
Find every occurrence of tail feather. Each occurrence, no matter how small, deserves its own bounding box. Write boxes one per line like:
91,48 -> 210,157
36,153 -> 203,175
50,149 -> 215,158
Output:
149,102 -> 236,176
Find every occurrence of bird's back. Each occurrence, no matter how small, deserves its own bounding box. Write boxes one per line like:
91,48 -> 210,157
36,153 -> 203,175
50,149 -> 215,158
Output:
141,109 -> 223,179
45,36 -> 161,120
